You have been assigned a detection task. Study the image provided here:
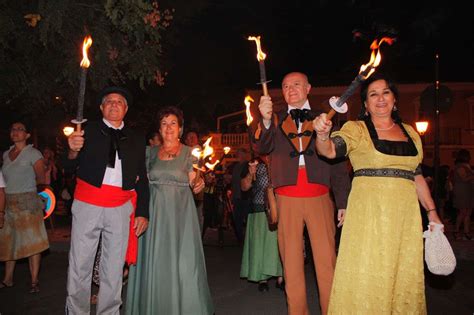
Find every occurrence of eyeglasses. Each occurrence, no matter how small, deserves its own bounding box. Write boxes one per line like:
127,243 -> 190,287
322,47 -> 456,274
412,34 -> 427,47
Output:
10,127 -> 27,132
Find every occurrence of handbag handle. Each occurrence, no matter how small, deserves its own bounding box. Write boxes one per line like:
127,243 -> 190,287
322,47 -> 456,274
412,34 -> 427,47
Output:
423,222 -> 444,238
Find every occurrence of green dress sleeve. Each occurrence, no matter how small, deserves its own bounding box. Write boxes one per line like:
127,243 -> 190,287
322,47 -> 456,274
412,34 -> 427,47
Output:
185,146 -> 194,173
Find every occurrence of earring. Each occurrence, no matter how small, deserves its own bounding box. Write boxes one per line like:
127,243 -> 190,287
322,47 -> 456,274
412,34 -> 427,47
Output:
393,105 -> 398,111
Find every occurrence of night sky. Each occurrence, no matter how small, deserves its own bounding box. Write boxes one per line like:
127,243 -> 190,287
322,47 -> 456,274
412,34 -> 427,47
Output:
136,0 -> 473,131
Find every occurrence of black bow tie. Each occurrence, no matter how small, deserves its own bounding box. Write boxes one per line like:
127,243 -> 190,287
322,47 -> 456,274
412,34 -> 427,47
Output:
289,108 -> 312,129
288,130 -> 313,139
107,127 -> 127,168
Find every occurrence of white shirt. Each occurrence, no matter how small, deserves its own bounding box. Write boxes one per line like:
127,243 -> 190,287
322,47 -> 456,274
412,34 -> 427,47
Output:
287,100 -> 311,166
263,100 -> 311,166
102,118 -> 124,187
0,170 -> 5,188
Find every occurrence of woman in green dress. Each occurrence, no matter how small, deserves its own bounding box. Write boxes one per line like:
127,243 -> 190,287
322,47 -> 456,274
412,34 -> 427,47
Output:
126,106 -> 214,315
240,156 -> 283,292
313,73 -> 442,314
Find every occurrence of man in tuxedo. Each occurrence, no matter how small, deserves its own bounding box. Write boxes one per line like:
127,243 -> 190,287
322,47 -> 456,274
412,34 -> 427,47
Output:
65,87 -> 149,314
255,72 -> 350,315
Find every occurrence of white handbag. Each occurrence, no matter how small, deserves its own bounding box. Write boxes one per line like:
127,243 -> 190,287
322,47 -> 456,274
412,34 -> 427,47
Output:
423,222 -> 456,276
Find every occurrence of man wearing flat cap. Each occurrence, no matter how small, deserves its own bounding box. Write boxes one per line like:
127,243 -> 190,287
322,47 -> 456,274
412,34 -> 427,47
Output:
64,87 -> 149,314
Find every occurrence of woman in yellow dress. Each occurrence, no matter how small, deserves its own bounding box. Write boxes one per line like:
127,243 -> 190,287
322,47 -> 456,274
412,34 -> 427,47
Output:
313,73 -> 442,314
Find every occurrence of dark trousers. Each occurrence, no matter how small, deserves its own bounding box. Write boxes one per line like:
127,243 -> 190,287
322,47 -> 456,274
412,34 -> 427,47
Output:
232,198 -> 250,242
202,193 -> 217,237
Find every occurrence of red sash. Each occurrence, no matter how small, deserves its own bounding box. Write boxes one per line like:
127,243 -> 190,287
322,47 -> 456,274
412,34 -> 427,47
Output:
75,178 -> 138,265
275,167 -> 329,197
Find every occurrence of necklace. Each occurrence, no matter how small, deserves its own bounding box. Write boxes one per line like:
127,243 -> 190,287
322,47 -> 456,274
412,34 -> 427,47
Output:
375,122 -> 395,131
162,143 -> 180,159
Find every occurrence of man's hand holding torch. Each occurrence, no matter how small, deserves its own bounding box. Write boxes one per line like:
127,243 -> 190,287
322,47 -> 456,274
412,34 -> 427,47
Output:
258,95 -> 273,126
67,130 -> 85,159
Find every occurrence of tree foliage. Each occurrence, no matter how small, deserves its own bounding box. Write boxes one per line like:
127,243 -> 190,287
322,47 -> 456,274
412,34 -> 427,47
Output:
0,0 -> 173,116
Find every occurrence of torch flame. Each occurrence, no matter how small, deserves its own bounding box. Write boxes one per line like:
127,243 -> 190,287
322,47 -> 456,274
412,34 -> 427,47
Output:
191,147 -> 201,159
191,137 -> 214,160
248,36 -> 267,61
359,37 -> 394,79
80,36 -> 93,68
244,96 -> 254,126
192,137 -> 214,171
205,160 -> 220,171
202,137 -> 214,159
223,146 -> 231,155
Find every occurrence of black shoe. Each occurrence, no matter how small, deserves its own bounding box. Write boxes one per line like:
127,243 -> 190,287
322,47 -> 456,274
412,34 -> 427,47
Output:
258,282 -> 269,292
275,280 -> 285,291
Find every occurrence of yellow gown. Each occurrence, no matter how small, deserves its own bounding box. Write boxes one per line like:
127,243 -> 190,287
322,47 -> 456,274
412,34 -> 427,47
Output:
328,121 -> 426,315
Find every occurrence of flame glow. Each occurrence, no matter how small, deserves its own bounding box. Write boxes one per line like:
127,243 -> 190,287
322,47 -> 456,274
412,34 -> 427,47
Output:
80,36 -> 93,68
244,96 -> 254,126
63,126 -> 74,136
359,37 -> 394,79
191,137 -> 214,160
192,137 -> 215,171
205,160 -> 220,170
223,147 -> 231,155
248,36 -> 267,61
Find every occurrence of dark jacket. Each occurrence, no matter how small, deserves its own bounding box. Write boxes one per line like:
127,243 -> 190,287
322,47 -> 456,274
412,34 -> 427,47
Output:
63,121 -> 150,218
254,108 -> 350,209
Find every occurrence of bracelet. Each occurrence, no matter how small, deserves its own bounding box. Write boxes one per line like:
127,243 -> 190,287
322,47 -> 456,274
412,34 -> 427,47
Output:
426,209 -> 436,213
317,134 -> 329,141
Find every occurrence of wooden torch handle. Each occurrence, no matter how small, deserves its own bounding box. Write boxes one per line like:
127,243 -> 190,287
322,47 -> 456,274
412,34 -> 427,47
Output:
262,82 -> 269,97
326,108 -> 336,120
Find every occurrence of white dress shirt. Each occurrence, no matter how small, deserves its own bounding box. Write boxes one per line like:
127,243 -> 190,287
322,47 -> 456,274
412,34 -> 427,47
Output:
263,100 -> 311,166
102,118 -> 124,187
287,100 -> 311,166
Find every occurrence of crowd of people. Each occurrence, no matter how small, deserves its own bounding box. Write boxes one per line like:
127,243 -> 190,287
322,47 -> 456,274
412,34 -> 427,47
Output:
0,71 -> 472,315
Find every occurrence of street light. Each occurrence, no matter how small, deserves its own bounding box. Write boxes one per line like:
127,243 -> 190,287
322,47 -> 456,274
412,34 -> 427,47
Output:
63,126 -> 74,136
415,121 -> 429,136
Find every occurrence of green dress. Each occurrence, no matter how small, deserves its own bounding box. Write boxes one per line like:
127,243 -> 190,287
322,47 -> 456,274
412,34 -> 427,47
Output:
126,145 -> 214,315
240,163 -> 282,282
328,121 -> 426,314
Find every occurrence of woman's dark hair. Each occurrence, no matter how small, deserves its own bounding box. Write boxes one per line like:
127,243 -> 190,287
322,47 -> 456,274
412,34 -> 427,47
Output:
357,72 -> 402,123
10,119 -> 32,133
9,120 -> 33,144
455,149 -> 471,164
156,106 -> 184,127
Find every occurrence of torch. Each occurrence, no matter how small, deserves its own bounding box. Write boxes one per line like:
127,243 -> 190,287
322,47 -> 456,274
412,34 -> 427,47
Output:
222,146 -> 231,160
192,137 -> 214,186
244,96 -> 258,180
248,36 -> 270,96
326,37 -> 394,120
72,36 -> 93,131
244,95 -> 255,155
205,160 -> 220,172
210,146 -> 231,171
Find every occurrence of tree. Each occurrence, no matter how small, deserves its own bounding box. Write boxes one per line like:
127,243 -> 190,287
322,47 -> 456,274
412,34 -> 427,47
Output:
0,0 -> 174,117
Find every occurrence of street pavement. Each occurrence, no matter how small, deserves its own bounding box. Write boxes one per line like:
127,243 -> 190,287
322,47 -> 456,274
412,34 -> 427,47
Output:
0,214 -> 473,315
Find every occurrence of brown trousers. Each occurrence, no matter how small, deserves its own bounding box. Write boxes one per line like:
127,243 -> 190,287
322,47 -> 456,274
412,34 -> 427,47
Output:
276,193 -> 336,315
